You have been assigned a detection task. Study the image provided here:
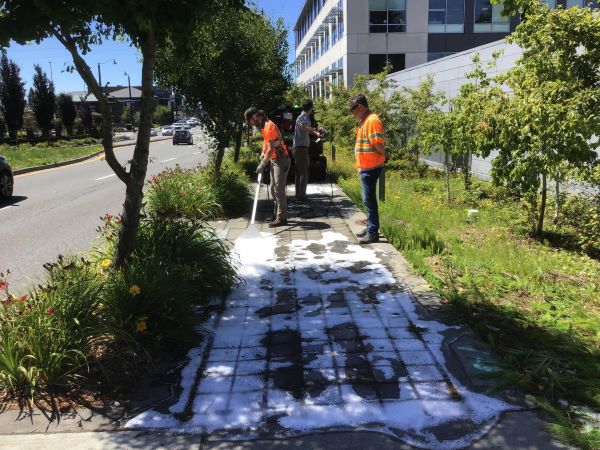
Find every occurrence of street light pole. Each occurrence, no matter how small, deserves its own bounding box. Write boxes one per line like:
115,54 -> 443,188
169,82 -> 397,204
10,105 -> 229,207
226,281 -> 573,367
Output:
96,59 -> 116,94
48,61 -> 53,84
125,72 -> 134,131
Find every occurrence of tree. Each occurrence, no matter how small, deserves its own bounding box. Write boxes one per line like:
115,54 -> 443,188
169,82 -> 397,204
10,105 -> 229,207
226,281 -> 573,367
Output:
283,83 -> 307,108
0,113 -> 6,138
416,99 -> 455,203
79,103 -> 93,135
485,1 -> 600,235
0,0 -> 244,267
316,64 -> 409,159
28,64 -> 55,138
155,6 -> 290,171
57,94 -> 76,136
121,104 -> 136,128
153,104 -> 171,126
0,54 -> 25,141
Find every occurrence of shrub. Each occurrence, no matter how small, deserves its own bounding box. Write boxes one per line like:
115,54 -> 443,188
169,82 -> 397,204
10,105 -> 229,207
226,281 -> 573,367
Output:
146,164 -> 250,220
97,216 -> 239,348
0,258 -> 131,397
561,195 -> 600,258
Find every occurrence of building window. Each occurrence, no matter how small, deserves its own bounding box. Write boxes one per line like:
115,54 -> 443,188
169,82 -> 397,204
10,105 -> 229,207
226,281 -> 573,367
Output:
428,0 -> 464,33
369,0 -> 407,33
541,0 -> 557,7
474,0 -> 509,32
566,0 -> 583,6
369,53 -> 405,74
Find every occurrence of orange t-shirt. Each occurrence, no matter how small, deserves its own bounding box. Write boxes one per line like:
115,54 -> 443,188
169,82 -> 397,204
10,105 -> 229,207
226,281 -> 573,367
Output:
355,112 -> 386,170
261,119 -> 288,160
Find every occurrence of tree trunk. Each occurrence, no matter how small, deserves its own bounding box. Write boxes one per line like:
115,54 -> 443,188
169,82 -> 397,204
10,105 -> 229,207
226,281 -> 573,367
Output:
554,175 -> 560,224
233,123 -> 243,163
214,137 -> 227,174
113,32 -> 157,268
536,173 -> 547,235
444,151 -> 451,204
463,150 -> 471,191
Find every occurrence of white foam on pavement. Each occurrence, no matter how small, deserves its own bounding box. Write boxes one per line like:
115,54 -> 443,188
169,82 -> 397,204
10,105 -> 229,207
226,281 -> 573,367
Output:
127,231 -> 515,449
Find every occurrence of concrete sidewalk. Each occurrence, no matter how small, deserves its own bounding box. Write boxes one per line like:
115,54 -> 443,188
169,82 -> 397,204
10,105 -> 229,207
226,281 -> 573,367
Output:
0,182 -> 572,450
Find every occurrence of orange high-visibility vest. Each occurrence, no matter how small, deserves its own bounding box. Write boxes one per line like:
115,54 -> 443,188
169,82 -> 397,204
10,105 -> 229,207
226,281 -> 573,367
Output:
261,119 -> 288,160
355,112 -> 386,170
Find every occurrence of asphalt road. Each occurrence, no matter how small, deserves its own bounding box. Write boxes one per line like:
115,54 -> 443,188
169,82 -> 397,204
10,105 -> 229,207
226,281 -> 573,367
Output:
0,128 -> 213,292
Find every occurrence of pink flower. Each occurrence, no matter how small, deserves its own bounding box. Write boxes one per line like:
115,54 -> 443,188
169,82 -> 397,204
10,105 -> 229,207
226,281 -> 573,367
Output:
45,307 -> 54,316
0,280 -> 8,291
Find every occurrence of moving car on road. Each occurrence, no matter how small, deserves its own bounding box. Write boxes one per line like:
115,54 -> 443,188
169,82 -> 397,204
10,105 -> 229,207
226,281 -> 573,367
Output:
150,128 -> 158,137
173,130 -> 194,145
0,155 -> 14,199
161,125 -> 174,136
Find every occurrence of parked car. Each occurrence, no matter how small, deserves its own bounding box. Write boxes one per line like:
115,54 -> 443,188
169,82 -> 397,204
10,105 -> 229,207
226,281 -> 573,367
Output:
161,125 -> 174,136
0,155 -> 14,199
150,128 -> 158,137
173,130 -> 194,145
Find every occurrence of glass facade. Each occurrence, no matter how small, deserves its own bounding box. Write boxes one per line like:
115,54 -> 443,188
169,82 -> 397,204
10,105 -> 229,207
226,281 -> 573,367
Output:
474,0 -> 509,32
427,52 -> 455,61
428,0 -> 465,33
369,0 -> 407,33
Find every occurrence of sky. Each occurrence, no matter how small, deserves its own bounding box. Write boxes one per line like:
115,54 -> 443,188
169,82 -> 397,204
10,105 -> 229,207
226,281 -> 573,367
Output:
3,0 -> 303,95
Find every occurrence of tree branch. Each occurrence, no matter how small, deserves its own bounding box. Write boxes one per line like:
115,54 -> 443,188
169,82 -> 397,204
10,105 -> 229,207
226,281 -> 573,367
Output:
52,26 -> 129,184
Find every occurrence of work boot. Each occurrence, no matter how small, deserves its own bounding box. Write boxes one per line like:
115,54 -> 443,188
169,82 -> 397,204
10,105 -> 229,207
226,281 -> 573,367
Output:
356,228 -> 368,238
268,219 -> 288,228
265,215 -> 276,223
359,233 -> 379,244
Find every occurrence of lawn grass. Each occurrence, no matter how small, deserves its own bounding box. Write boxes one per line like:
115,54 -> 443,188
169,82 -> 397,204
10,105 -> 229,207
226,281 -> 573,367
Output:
331,154 -> 600,449
1,139 -> 102,170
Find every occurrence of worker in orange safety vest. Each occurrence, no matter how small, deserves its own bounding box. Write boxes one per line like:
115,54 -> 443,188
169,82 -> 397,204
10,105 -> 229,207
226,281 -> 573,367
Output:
244,107 -> 291,228
349,93 -> 387,244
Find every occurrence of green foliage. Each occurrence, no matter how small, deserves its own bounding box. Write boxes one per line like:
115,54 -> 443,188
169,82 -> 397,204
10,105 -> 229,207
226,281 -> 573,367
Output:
283,83 -> 307,108
146,164 -> 250,221
28,64 -> 55,137
484,4 -> 600,235
96,216 -> 238,348
155,5 -> 290,169
0,139 -> 101,169
0,54 -> 25,138
0,112 -> 6,137
561,195 -> 600,258
316,68 -> 443,162
153,105 -> 172,126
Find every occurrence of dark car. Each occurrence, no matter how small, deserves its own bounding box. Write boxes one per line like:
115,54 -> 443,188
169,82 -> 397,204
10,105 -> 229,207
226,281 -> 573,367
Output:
173,130 -> 193,145
0,155 -> 13,199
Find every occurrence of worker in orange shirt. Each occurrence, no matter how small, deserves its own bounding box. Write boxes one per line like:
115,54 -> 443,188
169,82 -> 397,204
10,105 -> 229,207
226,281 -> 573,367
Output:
349,94 -> 386,244
244,107 -> 291,228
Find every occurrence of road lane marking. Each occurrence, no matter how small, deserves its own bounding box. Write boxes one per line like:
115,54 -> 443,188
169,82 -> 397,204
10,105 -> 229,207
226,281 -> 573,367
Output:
95,173 -> 117,181
193,152 -> 202,155
160,158 -> 177,163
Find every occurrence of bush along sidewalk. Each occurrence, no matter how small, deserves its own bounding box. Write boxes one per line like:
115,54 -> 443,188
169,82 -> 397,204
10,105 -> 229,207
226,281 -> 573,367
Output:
330,153 -> 600,449
146,162 -> 251,221
0,189 -> 241,408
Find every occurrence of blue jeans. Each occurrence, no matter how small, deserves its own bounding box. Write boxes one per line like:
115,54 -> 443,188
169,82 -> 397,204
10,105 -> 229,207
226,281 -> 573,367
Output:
360,167 -> 382,236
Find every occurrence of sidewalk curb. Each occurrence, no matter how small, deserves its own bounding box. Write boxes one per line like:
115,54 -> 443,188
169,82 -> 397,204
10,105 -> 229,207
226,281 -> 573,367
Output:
13,136 -> 172,175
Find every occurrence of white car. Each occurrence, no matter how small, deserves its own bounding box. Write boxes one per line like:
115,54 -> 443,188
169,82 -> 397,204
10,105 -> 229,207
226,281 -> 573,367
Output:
150,128 -> 158,137
186,119 -> 196,127
173,123 -> 183,131
183,123 -> 191,130
161,125 -> 174,136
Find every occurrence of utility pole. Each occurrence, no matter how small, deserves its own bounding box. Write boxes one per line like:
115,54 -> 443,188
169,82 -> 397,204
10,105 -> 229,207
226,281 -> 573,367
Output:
125,72 -> 135,131
97,59 -> 116,94
48,61 -> 53,84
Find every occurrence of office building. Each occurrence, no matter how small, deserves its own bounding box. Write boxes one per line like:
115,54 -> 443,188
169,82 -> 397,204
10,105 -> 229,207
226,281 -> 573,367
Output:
293,0 -> 593,98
